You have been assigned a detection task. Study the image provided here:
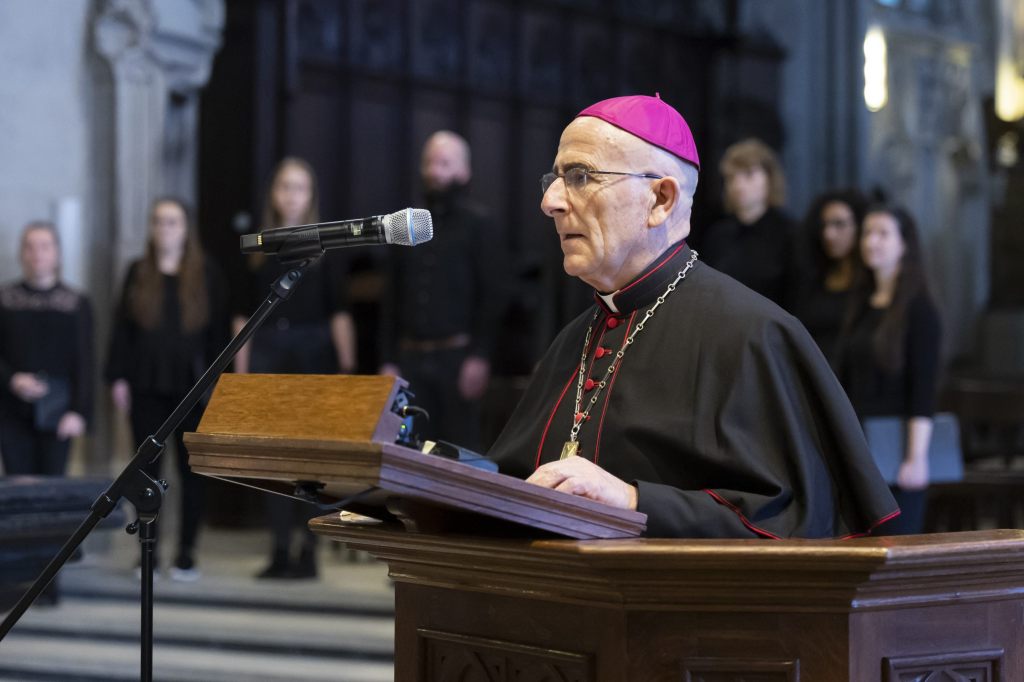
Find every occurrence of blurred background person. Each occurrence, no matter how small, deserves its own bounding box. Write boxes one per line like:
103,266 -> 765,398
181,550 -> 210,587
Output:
378,131 -> 501,452
0,221 -> 93,475
699,138 -> 799,309
835,205 -> 941,535
234,157 -> 356,580
106,197 -> 227,581
793,189 -> 868,363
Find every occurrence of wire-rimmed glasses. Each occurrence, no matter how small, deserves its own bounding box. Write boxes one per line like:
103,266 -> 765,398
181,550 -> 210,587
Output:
540,168 -> 663,194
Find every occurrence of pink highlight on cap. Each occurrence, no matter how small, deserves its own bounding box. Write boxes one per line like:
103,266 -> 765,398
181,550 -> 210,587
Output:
576,94 -> 700,170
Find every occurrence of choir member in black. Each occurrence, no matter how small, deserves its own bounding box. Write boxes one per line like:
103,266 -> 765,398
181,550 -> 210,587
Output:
487,94 -> 898,538
106,198 -> 226,581
699,138 -> 799,309
1,221 -> 93,475
379,131 -> 500,451
793,189 -> 868,363
234,157 -> 356,579
836,205 -> 941,535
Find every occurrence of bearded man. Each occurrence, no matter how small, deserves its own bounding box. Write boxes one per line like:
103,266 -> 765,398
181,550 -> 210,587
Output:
380,131 -> 500,451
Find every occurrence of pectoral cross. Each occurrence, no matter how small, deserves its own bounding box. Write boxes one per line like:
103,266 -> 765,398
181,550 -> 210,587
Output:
560,441 -> 580,460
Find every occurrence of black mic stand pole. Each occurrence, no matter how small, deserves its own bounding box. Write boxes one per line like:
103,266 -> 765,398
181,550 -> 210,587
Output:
0,250 -> 321,682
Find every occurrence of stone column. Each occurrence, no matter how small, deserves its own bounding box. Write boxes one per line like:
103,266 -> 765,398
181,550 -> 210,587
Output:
94,0 -> 224,278
90,0 -> 223,474
865,3 -> 991,360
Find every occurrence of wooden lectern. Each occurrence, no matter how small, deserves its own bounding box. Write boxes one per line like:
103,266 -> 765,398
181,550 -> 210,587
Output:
187,375 -> 1024,681
185,374 -> 646,539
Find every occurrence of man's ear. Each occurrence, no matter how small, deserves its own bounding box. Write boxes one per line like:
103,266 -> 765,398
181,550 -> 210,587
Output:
647,176 -> 680,228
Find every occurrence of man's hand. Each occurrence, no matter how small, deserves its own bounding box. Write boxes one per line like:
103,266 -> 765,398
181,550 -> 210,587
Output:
379,363 -> 401,378
897,457 -> 929,491
110,379 -> 131,414
458,356 -> 490,401
56,412 -> 86,440
526,456 -> 638,510
10,372 -> 48,402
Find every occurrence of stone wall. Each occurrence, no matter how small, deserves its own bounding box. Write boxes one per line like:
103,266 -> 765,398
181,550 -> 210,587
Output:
0,0 -> 108,292
738,1 -> 867,217
864,0 -> 994,360
745,0 -> 997,361
0,0 -> 222,472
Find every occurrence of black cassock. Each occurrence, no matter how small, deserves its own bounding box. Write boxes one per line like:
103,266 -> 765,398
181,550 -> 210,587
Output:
488,242 -> 898,538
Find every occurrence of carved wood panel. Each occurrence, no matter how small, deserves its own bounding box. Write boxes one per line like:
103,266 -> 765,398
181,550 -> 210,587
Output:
419,628 -> 593,682
883,648 -> 1003,682
681,658 -> 800,682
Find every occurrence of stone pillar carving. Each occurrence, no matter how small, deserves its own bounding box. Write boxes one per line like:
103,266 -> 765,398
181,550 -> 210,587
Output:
94,0 -> 223,277
866,2 -> 990,359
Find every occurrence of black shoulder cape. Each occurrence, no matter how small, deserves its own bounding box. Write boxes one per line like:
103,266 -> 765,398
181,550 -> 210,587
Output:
488,242 -> 898,538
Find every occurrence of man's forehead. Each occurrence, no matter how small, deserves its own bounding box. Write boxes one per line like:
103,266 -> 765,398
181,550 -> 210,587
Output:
425,136 -> 459,157
553,118 -> 642,169
424,132 -> 469,163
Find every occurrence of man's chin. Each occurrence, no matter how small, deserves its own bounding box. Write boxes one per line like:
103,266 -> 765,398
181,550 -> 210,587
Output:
561,255 -> 591,280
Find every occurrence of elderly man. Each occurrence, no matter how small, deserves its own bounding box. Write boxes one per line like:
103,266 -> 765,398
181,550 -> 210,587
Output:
488,95 -> 898,538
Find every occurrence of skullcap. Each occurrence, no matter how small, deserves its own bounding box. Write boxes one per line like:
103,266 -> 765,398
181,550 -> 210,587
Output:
576,94 -> 700,169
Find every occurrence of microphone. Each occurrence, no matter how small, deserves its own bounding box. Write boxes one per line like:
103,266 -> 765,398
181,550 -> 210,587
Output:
239,208 -> 433,256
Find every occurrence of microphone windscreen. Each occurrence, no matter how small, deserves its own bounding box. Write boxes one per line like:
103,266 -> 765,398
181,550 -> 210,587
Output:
384,208 -> 433,246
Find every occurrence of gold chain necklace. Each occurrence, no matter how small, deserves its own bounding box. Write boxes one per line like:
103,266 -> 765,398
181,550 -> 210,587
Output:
560,249 -> 699,460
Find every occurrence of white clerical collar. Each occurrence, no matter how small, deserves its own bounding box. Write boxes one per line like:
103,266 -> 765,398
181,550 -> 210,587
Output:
597,291 -> 619,313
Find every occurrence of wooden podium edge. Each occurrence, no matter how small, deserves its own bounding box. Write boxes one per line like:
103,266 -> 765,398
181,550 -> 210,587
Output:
310,520 -> 1024,611
184,432 -> 647,539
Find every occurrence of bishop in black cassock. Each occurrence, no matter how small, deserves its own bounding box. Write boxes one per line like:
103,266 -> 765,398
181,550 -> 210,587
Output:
487,95 -> 897,538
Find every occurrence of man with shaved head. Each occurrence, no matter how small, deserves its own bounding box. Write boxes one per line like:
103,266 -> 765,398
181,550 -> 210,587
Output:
488,95 -> 898,538
380,130 -> 500,451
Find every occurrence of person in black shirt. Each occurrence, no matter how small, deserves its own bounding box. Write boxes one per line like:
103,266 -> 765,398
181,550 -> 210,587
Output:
379,131 -> 500,451
699,138 -> 799,309
793,189 -> 868,363
106,198 -> 227,580
233,157 -> 355,376
836,205 -> 942,535
0,221 -> 93,475
235,157 -> 355,580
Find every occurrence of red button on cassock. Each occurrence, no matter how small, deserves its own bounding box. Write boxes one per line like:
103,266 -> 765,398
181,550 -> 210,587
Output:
606,317 -> 619,329
584,378 -> 596,391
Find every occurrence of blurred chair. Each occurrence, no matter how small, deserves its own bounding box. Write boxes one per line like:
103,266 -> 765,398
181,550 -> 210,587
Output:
926,375 -> 1024,531
0,476 -> 121,608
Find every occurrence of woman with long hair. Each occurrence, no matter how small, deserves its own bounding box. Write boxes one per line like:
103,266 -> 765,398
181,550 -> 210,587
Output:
836,205 -> 942,535
233,157 -> 356,579
106,197 -> 226,580
793,189 -> 868,362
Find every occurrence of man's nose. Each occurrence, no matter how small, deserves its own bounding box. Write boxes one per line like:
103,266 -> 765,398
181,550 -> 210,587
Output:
541,178 -> 567,217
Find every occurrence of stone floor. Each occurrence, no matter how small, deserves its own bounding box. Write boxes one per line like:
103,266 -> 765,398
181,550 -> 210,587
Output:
0,518 -> 396,681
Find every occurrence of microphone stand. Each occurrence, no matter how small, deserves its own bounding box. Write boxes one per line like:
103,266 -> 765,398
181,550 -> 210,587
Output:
0,248 -> 321,682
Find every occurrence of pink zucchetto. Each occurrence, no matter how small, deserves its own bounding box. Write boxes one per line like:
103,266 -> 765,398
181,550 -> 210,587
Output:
576,93 -> 700,170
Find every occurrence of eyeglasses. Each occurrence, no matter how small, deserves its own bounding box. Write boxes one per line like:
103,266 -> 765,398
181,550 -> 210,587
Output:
540,168 -> 663,194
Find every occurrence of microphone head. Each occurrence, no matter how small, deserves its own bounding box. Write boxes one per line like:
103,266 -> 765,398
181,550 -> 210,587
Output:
384,208 -> 433,246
